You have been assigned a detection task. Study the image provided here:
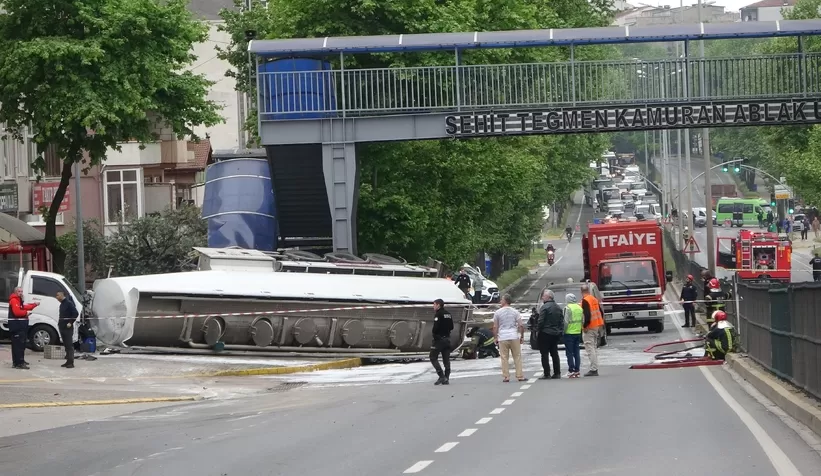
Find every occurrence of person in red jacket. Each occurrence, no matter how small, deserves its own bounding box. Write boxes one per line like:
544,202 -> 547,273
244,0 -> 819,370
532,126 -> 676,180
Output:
8,287 -> 39,369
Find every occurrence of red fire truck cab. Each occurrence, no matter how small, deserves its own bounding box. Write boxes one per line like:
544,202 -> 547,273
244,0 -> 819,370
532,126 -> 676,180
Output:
717,230 -> 791,283
582,221 -> 673,334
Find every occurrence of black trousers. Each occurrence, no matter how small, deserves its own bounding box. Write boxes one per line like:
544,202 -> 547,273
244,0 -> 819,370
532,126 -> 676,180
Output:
537,333 -> 561,376
430,337 -> 451,378
60,326 -> 74,365
473,291 -> 482,304
10,330 -> 26,366
801,229 -> 808,240
682,303 -> 696,326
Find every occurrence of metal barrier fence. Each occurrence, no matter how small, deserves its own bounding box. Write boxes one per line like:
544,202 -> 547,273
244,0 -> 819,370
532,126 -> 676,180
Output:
737,280 -> 821,401
258,54 -> 821,118
663,228 -> 821,400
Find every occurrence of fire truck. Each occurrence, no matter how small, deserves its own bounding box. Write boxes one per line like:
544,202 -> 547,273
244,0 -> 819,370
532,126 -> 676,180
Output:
582,221 -> 673,334
716,230 -> 791,283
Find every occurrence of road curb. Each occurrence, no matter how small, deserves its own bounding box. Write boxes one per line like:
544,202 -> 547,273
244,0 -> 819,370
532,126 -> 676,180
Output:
726,354 -> 821,438
203,357 -> 363,377
0,396 -> 198,409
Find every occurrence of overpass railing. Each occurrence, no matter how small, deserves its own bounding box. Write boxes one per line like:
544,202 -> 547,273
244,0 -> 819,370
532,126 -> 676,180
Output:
258,54 -> 821,119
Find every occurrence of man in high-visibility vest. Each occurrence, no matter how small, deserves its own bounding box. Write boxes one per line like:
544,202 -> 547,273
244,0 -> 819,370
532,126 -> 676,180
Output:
581,283 -> 604,377
562,293 -> 584,378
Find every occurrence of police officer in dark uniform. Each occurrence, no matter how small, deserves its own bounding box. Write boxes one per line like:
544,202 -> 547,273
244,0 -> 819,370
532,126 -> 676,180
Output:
454,269 -> 471,300
679,275 -> 699,328
810,252 -> 821,282
430,298 -> 453,385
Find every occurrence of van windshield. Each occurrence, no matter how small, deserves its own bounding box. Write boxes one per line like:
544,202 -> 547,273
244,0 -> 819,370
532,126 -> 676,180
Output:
598,259 -> 659,291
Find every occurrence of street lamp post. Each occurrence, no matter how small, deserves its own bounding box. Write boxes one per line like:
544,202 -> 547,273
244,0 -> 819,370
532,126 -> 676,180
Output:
698,0 -> 716,275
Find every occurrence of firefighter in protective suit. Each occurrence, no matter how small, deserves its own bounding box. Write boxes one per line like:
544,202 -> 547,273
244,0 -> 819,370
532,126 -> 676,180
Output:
705,278 -> 730,322
704,311 -> 738,360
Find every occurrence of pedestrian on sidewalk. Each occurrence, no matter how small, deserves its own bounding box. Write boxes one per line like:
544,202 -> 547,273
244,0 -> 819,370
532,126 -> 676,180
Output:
537,289 -> 562,380
56,291 -> 79,369
562,293 -> 583,378
801,217 -> 810,240
680,275 -> 698,328
8,287 -> 38,370
581,284 -> 604,377
813,216 -> 820,239
492,294 -> 525,383
429,299 -> 453,386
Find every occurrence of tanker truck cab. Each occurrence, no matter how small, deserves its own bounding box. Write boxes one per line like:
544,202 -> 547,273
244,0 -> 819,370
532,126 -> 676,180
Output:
0,270 -> 83,351
582,222 -> 672,334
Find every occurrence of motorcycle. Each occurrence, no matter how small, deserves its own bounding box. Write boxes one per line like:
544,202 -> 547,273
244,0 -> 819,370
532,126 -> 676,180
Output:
547,251 -> 555,266
566,230 -> 573,242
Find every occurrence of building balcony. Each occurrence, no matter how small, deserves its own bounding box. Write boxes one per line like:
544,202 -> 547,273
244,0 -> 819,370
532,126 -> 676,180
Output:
106,142 -> 163,167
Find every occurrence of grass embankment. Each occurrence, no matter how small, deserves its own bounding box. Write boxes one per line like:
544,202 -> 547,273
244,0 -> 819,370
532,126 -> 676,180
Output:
662,235 -> 677,276
495,249 -> 546,291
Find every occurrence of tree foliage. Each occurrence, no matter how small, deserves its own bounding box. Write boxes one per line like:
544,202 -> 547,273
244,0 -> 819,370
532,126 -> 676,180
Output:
57,220 -> 107,288
0,0 -> 222,272
218,0 -> 612,271
105,205 -> 207,277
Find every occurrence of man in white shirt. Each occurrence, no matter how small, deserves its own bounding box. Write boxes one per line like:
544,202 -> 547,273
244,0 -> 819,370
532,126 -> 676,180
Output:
492,294 -> 525,382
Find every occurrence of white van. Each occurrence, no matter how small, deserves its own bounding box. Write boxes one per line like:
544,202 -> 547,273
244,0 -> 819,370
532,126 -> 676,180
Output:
648,203 -> 663,223
0,269 -> 83,351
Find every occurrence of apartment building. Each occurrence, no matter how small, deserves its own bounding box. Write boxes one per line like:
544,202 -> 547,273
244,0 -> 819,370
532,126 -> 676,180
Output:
740,0 -> 795,22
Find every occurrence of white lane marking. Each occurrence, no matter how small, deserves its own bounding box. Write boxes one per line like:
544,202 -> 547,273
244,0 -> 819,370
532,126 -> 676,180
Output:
490,408 -> 505,415
501,399 -> 515,405
435,442 -> 459,453
476,417 -> 492,424
226,414 -> 255,422
404,461 -> 433,473
670,303 -> 802,476
458,429 -> 477,437
528,378 -> 537,383
511,392 -> 523,397
520,384 -> 531,390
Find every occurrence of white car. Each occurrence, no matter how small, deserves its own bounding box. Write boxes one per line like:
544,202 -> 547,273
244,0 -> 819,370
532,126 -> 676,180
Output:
461,264 -> 500,304
632,189 -> 648,201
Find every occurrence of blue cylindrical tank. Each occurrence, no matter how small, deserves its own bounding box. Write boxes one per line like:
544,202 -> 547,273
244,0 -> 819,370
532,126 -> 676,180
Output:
258,58 -> 336,120
202,159 -> 277,251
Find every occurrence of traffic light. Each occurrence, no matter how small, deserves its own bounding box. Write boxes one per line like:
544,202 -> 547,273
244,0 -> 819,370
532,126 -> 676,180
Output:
788,199 -> 795,214
722,164 -> 728,172
733,166 -> 740,173
770,192 -> 776,207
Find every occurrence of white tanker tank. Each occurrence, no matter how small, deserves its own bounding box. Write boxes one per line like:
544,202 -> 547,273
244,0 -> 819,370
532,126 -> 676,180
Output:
89,248 -> 471,353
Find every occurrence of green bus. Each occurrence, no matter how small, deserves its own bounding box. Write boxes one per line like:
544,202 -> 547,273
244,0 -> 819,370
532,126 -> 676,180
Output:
715,198 -> 767,227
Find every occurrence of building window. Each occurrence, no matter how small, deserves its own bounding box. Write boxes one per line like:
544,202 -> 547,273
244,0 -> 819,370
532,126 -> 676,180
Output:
104,168 -> 142,224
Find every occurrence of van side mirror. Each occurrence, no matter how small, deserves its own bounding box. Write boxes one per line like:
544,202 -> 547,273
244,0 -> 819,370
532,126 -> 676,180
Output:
665,271 -> 673,283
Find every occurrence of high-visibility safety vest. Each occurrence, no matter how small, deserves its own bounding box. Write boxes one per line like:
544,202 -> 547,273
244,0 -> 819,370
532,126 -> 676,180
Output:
565,303 -> 583,335
582,294 -> 605,329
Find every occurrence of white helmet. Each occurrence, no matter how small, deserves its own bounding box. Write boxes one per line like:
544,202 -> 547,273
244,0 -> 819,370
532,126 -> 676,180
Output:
567,277 -> 574,283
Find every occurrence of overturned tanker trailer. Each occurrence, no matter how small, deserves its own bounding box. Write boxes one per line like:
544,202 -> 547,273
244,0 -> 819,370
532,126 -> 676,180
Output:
89,248 -> 472,352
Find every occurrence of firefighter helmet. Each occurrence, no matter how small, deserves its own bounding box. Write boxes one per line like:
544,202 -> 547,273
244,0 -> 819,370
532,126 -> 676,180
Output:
708,278 -> 721,290
686,274 -> 694,282
712,310 -> 727,322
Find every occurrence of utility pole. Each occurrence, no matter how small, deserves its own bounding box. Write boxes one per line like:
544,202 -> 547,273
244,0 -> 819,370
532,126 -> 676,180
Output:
73,161 -> 85,291
698,0 -> 716,275
676,0 -> 685,251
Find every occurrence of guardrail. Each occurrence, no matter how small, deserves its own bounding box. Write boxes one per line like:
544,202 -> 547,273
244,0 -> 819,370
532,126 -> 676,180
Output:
737,280 -> 821,401
258,54 -> 821,119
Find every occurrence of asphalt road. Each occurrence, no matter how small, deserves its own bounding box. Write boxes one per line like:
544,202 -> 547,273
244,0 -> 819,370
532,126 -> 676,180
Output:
653,155 -> 815,282
1,201 -> 820,476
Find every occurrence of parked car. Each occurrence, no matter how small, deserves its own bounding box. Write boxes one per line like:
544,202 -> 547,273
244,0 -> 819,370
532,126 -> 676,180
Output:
793,214 -> 806,231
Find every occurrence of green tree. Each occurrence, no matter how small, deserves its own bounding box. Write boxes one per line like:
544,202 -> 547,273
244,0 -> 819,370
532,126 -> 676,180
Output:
219,0 -> 612,270
0,0 -> 222,273
57,220 -> 107,288
106,206 -> 207,277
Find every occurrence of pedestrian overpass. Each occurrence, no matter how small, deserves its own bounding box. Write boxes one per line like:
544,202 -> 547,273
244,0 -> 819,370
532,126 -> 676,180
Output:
248,20 -> 821,254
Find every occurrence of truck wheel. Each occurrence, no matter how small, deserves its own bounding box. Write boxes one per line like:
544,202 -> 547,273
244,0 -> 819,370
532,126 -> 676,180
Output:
648,321 -> 665,333
29,324 -> 58,352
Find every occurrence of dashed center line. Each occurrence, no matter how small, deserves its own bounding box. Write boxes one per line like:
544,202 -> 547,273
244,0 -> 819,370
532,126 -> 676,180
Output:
458,428 -> 477,437
435,442 -> 459,453
404,461 -> 433,473
490,408 -> 505,415
502,399 -> 515,406
476,417 -> 492,424
511,392 -> 523,397
520,384 -> 531,390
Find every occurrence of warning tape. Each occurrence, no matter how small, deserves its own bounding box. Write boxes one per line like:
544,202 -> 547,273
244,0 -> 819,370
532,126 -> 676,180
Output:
3,295 -> 742,321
